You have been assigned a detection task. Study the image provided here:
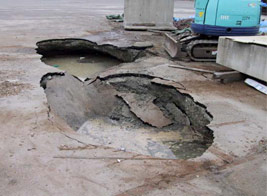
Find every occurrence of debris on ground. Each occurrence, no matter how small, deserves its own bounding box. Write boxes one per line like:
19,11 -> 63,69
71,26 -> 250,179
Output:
245,78 -> 267,95
106,14 -> 124,22
213,71 -> 244,84
172,27 -> 192,35
173,16 -> 194,30
117,92 -> 173,128
169,65 -> 215,74
257,139 -> 267,153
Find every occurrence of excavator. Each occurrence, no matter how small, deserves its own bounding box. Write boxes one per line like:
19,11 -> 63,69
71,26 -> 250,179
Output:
164,0 -> 262,61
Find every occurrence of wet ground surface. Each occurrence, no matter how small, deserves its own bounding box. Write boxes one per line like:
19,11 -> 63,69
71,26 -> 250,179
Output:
42,54 -> 122,78
0,0 -> 266,195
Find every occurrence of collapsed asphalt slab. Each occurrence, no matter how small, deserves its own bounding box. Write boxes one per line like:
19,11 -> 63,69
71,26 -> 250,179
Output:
40,72 -> 214,159
36,30 -> 156,63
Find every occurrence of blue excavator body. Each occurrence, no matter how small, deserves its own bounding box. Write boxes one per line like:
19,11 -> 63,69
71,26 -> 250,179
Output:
192,0 -> 261,36
164,0 -> 262,61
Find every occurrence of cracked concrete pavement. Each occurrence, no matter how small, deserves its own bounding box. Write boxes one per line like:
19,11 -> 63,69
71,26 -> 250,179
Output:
0,0 -> 266,195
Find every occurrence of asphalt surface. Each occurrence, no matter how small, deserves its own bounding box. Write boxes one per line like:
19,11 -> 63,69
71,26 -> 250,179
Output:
0,1 -> 266,196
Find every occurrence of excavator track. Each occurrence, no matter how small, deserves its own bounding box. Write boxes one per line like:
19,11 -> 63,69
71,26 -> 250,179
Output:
186,39 -> 218,62
164,32 -> 219,62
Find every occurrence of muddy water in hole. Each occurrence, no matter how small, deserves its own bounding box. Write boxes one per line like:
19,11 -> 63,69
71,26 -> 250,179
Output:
42,54 -> 122,78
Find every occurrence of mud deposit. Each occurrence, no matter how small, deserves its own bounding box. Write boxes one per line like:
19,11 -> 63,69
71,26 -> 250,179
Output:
41,73 -> 214,159
42,54 -> 122,78
0,81 -> 32,98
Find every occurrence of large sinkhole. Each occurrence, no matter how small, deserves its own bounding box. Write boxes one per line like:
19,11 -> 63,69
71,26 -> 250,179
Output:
36,39 -> 146,78
41,73 -> 214,160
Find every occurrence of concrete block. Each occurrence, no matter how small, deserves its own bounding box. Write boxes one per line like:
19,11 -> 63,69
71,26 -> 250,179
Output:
216,36 -> 267,82
124,0 -> 175,30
